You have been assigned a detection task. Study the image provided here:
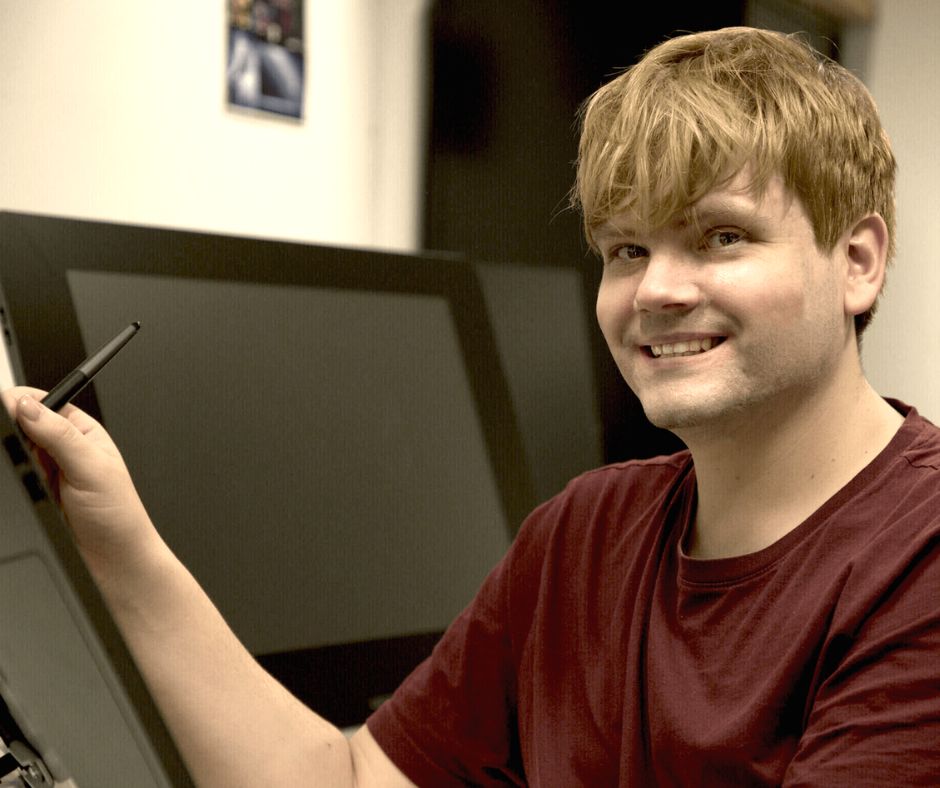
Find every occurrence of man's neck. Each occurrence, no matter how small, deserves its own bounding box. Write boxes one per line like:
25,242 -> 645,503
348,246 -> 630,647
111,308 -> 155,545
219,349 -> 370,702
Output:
680,373 -> 904,560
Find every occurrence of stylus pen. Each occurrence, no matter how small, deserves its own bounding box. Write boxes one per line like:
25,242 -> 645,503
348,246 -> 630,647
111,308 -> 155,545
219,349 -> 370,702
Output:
40,322 -> 141,412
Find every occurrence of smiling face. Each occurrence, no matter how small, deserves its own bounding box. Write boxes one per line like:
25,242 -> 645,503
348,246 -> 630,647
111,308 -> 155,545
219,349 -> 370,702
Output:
574,28 -> 897,339
594,171 -> 855,437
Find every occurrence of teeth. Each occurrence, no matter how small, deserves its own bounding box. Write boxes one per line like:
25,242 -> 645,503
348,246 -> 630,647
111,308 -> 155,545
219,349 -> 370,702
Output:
650,337 -> 719,358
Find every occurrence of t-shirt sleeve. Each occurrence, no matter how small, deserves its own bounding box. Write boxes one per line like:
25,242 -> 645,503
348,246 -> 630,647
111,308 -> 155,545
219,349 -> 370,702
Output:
783,531 -> 940,786
365,503 -> 550,787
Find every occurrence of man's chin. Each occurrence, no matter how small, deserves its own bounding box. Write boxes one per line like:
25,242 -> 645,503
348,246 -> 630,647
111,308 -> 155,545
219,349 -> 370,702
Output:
640,396 -> 744,433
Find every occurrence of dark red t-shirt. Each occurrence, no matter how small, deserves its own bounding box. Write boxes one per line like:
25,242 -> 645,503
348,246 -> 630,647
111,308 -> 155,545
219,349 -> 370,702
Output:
368,401 -> 940,786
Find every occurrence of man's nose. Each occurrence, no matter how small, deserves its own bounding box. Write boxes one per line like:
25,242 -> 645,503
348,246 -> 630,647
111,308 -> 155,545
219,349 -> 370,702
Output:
632,252 -> 702,313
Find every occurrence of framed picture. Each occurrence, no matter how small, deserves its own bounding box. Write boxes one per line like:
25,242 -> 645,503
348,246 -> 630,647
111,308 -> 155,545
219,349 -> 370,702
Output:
227,0 -> 304,119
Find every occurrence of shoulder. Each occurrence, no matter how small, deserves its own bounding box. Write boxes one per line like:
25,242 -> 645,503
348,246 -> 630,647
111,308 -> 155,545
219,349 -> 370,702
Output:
543,450 -> 694,515
519,450 -> 693,537
790,412 -> 940,782
805,404 -> 940,637
861,402 -> 940,528
894,404 -> 940,472
505,450 -> 695,575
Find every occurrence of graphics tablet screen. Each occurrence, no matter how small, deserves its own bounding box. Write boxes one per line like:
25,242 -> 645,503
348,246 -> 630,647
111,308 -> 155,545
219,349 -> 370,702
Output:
65,269 -> 511,654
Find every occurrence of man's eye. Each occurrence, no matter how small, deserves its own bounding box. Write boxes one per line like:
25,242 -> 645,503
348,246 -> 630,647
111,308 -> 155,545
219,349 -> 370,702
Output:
702,229 -> 744,249
611,243 -> 648,261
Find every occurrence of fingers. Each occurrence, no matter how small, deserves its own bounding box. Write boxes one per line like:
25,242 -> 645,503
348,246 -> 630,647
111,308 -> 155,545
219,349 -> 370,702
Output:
3,386 -> 102,435
1,386 -> 47,416
10,393 -> 103,490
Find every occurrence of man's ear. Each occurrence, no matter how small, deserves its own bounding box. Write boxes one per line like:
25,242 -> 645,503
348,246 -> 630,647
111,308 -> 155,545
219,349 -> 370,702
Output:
842,213 -> 890,318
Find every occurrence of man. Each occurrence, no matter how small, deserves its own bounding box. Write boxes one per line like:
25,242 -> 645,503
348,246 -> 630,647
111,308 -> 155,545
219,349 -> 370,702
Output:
5,25 -> 940,786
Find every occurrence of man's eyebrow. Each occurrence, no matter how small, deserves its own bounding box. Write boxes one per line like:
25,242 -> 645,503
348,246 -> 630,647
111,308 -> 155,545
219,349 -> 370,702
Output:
591,195 -> 762,244
592,222 -> 639,244
686,194 -> 762,224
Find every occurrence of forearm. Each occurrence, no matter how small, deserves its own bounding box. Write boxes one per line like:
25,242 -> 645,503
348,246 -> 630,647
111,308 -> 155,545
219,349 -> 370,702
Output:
91,536 -> 355,787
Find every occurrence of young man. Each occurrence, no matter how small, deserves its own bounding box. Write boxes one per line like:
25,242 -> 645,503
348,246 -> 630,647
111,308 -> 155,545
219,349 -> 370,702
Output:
5,25 -> 940,786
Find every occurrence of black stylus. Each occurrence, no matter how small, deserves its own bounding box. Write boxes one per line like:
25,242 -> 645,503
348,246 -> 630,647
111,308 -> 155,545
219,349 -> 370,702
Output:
40,322 -> 141,412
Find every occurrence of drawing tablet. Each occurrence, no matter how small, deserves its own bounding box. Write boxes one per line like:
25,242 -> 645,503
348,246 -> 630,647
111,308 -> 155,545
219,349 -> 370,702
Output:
0,210 -> 601,726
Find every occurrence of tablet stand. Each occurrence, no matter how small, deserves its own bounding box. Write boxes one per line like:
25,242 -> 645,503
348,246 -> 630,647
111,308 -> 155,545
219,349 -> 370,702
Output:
0,693 -> 53,787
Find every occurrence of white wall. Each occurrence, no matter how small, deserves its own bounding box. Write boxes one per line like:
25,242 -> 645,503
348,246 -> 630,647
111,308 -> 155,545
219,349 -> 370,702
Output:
847,0 -> 940,422
0,0 -> 430,251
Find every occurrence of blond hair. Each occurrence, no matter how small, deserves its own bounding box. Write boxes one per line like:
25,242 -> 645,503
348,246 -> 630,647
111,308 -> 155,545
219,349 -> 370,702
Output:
572,27 -> 896,334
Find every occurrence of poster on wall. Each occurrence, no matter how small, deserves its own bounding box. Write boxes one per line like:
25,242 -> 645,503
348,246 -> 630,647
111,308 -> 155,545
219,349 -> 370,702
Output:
227,0 -> 304,120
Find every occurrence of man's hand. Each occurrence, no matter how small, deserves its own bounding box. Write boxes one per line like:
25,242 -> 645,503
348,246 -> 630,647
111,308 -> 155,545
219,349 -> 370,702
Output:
0,386 -> 159,584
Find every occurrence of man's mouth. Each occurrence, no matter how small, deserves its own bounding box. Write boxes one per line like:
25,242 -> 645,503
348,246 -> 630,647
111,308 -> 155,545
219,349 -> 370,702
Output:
648,337 -> 726,358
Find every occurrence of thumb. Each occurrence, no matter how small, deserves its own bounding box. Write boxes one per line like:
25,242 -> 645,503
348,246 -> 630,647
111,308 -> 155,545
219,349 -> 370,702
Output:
15,394 -> 98,488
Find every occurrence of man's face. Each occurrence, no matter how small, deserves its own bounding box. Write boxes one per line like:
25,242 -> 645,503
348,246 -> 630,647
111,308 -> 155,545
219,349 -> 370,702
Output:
594,171 -> 854,437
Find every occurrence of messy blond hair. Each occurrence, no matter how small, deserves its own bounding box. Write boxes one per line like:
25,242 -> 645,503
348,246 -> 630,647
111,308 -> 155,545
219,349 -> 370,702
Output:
572,27 -> 896,334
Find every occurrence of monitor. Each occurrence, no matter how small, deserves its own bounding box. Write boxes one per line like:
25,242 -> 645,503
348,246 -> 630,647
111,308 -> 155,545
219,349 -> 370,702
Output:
0,210 -> 602,727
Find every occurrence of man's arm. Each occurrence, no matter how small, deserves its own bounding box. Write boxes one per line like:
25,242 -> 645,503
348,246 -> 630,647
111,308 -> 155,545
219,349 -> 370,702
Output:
2,389 -> 414,787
